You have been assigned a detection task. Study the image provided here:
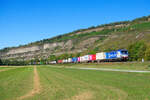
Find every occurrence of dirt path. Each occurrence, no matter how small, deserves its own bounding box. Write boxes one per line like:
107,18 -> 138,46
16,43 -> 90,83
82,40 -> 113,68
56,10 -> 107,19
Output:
0,69 -> 10,72
18,66 -> 41,100
66,91 -> 93,100
0,68 -> 17,72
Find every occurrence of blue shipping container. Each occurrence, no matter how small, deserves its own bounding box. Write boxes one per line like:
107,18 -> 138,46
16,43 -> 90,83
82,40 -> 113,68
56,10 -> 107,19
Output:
72,57 -> 78,62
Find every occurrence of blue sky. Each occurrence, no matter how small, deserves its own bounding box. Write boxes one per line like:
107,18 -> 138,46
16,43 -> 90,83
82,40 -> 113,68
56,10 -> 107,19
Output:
0,0 -> 150,49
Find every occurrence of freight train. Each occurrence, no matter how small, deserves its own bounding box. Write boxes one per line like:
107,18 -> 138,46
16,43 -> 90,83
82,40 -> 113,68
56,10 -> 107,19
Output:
50,49 -> 129,64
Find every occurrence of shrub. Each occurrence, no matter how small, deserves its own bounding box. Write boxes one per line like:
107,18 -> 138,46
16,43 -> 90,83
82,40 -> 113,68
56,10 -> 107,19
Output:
147,65 -> 150,68
145,46 -> 150,61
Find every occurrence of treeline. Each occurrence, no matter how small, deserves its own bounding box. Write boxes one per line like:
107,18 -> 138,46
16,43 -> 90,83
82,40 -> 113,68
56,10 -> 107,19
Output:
0,59 -> 29,66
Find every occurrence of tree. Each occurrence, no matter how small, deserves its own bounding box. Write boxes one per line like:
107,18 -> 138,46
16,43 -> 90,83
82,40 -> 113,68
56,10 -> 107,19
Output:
59,53 -> 70,59
128,41 -> 146,61
145,46 -> 150,61
48,55 -> 56,61
75,52 -> 81,57
0,59 -> 3,65
39,58 -> 46,65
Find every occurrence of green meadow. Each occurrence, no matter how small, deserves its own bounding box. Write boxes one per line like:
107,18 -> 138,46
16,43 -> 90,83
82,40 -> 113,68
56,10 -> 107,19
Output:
0,63 -> 150,100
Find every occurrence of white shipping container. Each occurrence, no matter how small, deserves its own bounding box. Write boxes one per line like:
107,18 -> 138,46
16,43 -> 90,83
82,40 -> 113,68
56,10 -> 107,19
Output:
62,59 -> 65,63
68,58 -> 72,63
80,56 -> 84,62
65,59 -> 68,63
85,55 -> 89,61
50,61 -> 56,64
96,52 -> 106,60
63,59 -> 67,63
82,55 -> 89,62
82,56 -> 85,61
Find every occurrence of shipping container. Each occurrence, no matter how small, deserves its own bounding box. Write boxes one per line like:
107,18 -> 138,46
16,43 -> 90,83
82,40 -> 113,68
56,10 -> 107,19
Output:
58,60 -> 63,63
50,61 -> 56,64
72,57 -> 78,63
89,54 -> 96,61
77,57 -> 80,62
96,52 -> 106,60
68,58 -> 72,63
66,59 -> 68,63
62,59 -> 68,63
82,55 -> 89,62
62,59 -> 65,63
80,56 -> 84,62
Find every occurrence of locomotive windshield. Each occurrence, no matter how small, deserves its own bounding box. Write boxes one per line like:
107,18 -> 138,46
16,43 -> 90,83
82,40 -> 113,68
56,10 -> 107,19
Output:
121,50 -> 128,54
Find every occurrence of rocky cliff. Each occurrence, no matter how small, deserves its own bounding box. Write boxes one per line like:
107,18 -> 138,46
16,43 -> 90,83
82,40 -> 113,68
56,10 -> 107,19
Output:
0,36 -> 100,60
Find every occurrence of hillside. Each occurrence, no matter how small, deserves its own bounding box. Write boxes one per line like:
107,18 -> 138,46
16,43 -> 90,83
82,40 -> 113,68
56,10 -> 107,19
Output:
0,15 -> 150,64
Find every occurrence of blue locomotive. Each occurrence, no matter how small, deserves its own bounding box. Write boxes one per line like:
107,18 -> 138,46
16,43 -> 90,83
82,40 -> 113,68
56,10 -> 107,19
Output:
105,49 -> 128,61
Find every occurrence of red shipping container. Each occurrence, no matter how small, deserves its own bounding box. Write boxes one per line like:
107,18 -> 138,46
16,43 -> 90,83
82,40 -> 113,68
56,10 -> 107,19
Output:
93,54 -> 96,60
89,54 -> 96,61
58,60 -> 63,63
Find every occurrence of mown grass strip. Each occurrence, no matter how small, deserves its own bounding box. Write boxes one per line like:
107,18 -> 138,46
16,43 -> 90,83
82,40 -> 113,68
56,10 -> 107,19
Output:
0,67 -> 33,100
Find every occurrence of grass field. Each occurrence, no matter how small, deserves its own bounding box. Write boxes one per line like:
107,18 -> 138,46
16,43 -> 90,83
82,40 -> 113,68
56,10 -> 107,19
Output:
55,62 -> 150,71
0,63 -> 150,100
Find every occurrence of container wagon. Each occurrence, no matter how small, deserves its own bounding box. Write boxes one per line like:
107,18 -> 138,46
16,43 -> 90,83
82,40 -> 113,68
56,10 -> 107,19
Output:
96,52 -> 106,62
72,57 -> 78,63
89,54 -> 96,62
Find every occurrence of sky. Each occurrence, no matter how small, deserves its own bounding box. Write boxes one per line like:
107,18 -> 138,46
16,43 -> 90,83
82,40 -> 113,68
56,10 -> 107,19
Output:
0,0 -> 150,49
